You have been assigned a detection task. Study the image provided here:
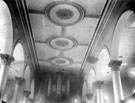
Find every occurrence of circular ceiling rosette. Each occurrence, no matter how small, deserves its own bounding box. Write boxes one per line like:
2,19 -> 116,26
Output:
45,1 -> 84,26
49,57 -> 73,66
47,36 -> 77,50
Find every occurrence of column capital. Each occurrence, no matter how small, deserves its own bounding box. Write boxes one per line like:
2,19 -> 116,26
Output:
108,60 -> 122,71
15,77 -> 24,85
28,98 -> 35,103
94,81 -> 104,89
86,93 -> 93,100
0,53 -> 14,65
23,90 -> 31,97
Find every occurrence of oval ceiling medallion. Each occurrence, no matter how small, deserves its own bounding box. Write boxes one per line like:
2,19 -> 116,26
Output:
47,36 -> 77,50
45,2 -> 84,26
49,57 -> 73,66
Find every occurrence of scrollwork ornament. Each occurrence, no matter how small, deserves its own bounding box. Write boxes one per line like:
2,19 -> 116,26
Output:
108,60 -> 122,71
0,53 -> 14,65
15,77 -> 24,85
86,93 -> 93,100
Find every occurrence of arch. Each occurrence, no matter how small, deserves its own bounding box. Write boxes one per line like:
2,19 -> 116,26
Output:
0,0 -> 13,54
29,79 -> 35,98
111,10 -> 133,60
96,48 -> 110,81
9,43 -> 25,78
23,65 -> 31,90
85,67 -> 96,94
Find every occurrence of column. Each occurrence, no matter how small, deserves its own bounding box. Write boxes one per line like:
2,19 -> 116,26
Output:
94,81 -> 104,103
22,90 -> 31,103
12,77 -> 24,103
108,60 -> 124,103
47,75 -> 52,97
0,54 -> 14,99
56,72 -> 62,95
86,93 -> 93,103
62,75 -> 66,94
66,78 -> 70,97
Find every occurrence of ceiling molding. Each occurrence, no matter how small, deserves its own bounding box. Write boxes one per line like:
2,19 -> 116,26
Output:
35,41 -> 89,46
28,9 -> 44,14
15,0 -> 40,71
47,36 -> 78,51
85,14 -> 100,18
28,9 -> 100,19
79,0 -> 117,74
39,59 -> 82,64
49,57 -> 73,66
45,1 -> 85,26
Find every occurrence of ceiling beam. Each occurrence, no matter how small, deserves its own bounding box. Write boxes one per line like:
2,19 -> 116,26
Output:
28,9 -> 44,14
28,9 -> 100,19
15,0 -> 41,72
85,14 -> 100,18
35,40 -> 89,46
38,59 -> 82,64
79,0 -> 117,74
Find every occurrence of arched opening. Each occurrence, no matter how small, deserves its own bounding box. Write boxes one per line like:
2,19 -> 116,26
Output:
87,68 -> 96,93
0,0 -> 13,54
97,48 -> 110,81
29,79 -> 35,98
23,66 -> 31,90
9,43 -> 25,78
0,0 -> 14,102
115,10 -> 135,98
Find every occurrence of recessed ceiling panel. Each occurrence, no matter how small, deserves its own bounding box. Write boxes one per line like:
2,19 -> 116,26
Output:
66,18 -> 98,44
45,1 -> 84,26
47,36 -> 77,50
72,0 -> 107,15
35,43 -> 60,60
26,0 -> 107,74
49,57 -> 73,67
29,14 -> 61,42
27,0 -> 107,16
64,46 -> 88,62
26,0 -> 55,10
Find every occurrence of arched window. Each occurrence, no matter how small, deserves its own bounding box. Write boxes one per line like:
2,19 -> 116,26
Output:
9,43 -> 25,78
0,0 -> 13,54
97,49 -> 110,81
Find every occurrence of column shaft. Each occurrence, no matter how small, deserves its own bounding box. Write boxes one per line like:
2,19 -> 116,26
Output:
109,60 -> 124,103
0,65 -> 9,95
22,90 -> 31,103
97,89 -> 103,103
66,79 -> 70,97
0,54 -> 14,101
86,93 -> 93,103
94,81 -> 104,103
12,77 -> 24,103
112,71 -> 124,102
48,77 -> 52,97
57,74 -> 62,95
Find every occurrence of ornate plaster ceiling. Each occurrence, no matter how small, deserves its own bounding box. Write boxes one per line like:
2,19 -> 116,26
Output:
26,0 -> 107,74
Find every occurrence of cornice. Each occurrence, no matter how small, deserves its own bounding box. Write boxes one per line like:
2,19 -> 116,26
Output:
79,0 -> 118,74
15,0 -> 40,72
